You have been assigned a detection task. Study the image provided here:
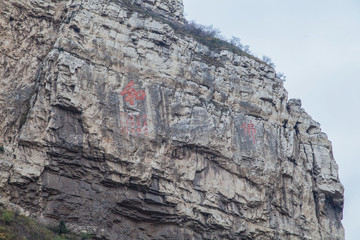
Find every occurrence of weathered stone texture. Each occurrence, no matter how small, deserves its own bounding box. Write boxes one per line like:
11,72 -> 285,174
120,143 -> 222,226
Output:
0,0 -> 344,239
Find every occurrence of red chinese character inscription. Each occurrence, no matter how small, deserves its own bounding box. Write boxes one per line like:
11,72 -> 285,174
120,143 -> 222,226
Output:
120,81 -> 146,105
241,121 -> 256,144
120,112 -> 148,136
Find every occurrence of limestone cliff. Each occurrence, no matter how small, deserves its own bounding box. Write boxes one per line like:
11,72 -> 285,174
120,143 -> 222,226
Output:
0,0 -> 344,239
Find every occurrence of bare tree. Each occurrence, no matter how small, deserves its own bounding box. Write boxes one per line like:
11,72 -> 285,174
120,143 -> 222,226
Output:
262,55 -> 275,68
230,36 -> 244,50
243,45 -> 251,54
277,72 -> 287,82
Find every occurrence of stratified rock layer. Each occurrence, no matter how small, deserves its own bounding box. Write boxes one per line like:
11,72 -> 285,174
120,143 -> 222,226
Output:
0,0 -> 344,239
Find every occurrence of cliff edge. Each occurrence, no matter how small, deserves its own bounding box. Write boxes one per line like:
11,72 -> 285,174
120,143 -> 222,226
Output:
0,0 -> 344,239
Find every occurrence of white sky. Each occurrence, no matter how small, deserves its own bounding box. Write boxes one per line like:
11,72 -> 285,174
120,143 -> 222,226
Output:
183,0 -> 360,238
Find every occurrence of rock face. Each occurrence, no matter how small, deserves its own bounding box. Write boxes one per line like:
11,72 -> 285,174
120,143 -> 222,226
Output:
0,0 -> 344,239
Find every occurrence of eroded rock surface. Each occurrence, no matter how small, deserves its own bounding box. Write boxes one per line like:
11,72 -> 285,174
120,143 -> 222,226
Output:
0,0 -> 344,239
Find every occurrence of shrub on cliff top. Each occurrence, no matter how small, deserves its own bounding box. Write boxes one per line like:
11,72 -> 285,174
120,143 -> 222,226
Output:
119,0 -> 261,61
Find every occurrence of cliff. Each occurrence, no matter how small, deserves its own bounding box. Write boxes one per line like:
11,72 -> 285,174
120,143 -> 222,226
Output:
0,0 -> 344,239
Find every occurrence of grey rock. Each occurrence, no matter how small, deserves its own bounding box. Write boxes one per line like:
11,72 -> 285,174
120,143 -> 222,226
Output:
0,0 -> 344,239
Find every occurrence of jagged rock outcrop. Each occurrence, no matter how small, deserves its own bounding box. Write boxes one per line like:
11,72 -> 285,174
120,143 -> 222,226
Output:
0,0 -> 344,239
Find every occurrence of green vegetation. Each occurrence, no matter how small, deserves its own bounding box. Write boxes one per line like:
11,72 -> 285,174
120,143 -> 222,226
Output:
0,146 -> 4,154
0,211 -> 14,225
0,208 -> 93,240
58,220 -> 68,235
80,233 -> 93,240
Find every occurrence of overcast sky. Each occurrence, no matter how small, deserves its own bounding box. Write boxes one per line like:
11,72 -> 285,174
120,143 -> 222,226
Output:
183,0 -> 360,238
